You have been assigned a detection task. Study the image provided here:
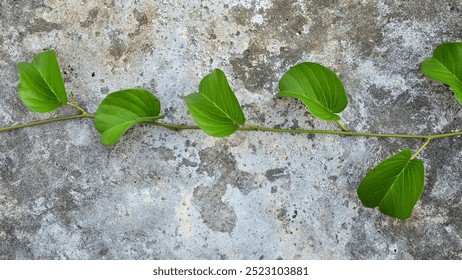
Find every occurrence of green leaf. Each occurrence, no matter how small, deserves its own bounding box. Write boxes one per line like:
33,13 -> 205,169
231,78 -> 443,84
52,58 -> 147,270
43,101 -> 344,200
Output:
94,88 -> 163,146
421,42 -> 462,104
277,62 -> 348,121
357,150 -> 425,220
17,50 -> 68,112
184,69 -> 245,137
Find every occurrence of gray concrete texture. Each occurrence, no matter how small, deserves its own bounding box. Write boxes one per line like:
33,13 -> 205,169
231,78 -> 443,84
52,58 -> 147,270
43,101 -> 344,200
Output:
1,0 -> 462,259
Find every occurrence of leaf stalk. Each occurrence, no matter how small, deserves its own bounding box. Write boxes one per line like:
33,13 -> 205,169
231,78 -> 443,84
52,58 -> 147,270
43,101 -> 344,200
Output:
411,138 -> 432,159
335,120 -> 350,132
67,102 -> 87,115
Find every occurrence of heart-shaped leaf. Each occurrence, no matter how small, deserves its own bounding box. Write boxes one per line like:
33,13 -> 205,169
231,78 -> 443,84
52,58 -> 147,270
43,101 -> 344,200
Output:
184,69 -> 245,137
17,50 -> 68,112
94,88 -> 163,146
357,150 -> 425,220
277,62 -> 348,121
421,42 -> 462,104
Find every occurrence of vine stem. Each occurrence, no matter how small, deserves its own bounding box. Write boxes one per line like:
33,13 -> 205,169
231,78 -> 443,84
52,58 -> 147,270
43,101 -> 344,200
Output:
152,122 -> 200,131
1,115 -> 462,142
149,122 -> 462,141
0,114 -> 94,132
238,125 -> 462,140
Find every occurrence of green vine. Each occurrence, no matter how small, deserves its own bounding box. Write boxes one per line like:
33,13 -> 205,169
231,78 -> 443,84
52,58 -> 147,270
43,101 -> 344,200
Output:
4,113 -> 462,140
2,42 -> 462,220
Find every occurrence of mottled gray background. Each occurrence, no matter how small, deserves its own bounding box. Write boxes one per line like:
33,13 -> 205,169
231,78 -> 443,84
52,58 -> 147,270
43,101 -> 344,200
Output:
1,0 -> 462,259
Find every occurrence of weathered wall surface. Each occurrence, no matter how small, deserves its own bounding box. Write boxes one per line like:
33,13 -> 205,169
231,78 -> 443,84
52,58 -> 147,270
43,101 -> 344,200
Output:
1,0 -> 462,259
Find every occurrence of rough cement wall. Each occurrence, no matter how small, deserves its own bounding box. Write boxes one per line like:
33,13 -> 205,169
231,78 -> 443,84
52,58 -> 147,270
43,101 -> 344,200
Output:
1,0 -> 462,259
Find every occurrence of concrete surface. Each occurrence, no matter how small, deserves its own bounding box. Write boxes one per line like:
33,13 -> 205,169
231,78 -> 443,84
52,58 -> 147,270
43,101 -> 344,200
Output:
1,0 -> 462,259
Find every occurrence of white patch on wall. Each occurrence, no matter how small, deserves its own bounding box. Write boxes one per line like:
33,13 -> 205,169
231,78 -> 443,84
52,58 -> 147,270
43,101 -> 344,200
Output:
251,14 -> 264,25
225,0 -> 272,10
355,60 -> 409,98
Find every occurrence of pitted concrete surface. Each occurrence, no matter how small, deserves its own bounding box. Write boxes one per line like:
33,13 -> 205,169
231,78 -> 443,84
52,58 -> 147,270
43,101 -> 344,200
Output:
1,0 -> 462,259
